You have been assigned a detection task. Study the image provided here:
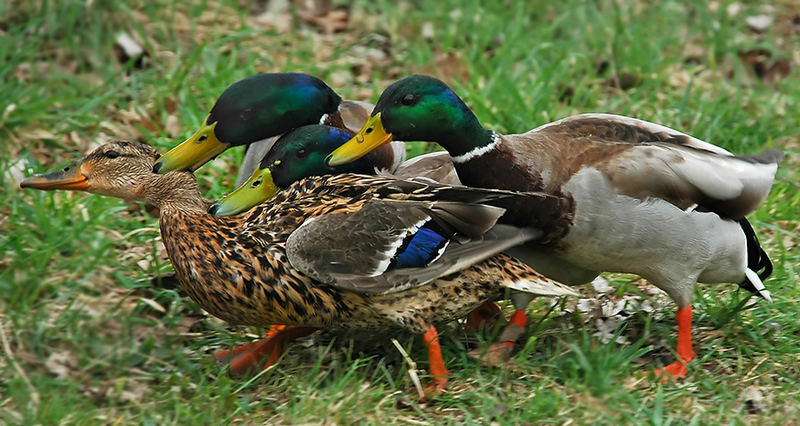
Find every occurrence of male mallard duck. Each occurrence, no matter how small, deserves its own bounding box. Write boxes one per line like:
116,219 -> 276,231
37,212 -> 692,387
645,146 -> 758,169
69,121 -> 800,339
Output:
209,125 -> 457,216
152,73 -> 405,186
326,74 -> 783,378
22,141 -> 577,391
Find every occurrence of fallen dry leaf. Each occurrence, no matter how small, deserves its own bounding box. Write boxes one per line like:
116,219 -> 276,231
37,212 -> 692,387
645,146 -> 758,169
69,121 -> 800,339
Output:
746,14 -> 773,33
739,48 -> 792,83
165,114 -> 181,138
741,385 -> 769,414
555,276 -> 671,344
44,349 -> 77,379
302,10 -> 349,34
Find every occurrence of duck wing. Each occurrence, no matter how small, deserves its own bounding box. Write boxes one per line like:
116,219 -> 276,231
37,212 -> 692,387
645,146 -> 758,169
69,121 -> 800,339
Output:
532,113 -> 735,155
591,143 -> 782,218
525,114 -> 783,218
285,179 -> 563,294
391,151 -> 461,185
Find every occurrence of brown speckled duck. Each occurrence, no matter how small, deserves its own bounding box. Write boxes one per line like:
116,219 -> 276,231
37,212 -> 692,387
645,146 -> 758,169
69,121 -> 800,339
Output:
21,141 -> 577,392
327,74 -> 783,378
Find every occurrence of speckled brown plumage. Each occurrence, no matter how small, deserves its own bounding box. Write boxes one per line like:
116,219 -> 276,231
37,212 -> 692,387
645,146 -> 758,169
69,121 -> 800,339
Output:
22,141 -> 575,337
162,174 -> 573,334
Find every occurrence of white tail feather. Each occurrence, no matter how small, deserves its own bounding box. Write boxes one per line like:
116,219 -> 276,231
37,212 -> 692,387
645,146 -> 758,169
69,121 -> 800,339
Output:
745,268 -> 772,302
506,278 -> 579,297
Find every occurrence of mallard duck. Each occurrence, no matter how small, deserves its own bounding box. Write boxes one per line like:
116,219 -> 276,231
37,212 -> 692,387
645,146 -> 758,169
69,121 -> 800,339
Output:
326,74 -> 783,378
21,141 -> 577,391
151,73 -> 406,187
209,125 -> 458,216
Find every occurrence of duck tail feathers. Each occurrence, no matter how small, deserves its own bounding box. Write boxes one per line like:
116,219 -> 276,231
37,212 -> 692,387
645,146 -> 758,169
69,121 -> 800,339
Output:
737,217 -> 773,301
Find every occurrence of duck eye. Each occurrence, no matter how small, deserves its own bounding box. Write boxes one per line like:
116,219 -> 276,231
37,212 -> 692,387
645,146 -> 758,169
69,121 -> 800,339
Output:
400,94 -> 418,106
296,148 -> 308,159
104,150 -> 120,159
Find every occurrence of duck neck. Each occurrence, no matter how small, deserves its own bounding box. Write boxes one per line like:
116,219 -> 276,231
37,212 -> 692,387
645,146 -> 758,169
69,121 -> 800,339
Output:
142,172 -> 207,214
447,129 -> 501,164
431,108 -> 499,163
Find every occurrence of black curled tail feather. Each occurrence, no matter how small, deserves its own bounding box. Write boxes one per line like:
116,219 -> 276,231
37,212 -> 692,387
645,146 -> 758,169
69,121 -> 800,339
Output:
737,217 -> 773,298
739,218 -> 773,281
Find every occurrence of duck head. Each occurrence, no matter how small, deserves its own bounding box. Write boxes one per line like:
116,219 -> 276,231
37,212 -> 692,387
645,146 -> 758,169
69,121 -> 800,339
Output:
326,74 -> 487,166
210,125 -> 384,216
22,142 -> 161,198
22,141 -> 204,211
154,73 -> 343,173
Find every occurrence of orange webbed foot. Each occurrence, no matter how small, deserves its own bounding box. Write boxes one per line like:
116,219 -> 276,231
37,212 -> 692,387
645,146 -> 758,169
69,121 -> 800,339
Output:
424,376 -> 449,396
465,301 -> 502,332
652,360 -> 689,380
214,326 -> 317,375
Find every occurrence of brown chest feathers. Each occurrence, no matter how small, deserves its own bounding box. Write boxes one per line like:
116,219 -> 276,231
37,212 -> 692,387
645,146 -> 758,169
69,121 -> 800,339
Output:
453,143 -> 575,243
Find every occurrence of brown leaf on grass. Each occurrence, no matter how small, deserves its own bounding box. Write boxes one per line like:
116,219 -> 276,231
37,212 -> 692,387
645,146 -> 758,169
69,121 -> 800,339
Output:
295,0 -> 349,33
683,39 -> 708,64
555,276 -> 671,344
302,10 -> 349,34
165,114 -> 181,138
421,52 -> 470,85
608,71 -> 643,91
739,49 -> 792,82
44,349 -> 77,379
107,378 -> 150,404
253,0 -> 292,32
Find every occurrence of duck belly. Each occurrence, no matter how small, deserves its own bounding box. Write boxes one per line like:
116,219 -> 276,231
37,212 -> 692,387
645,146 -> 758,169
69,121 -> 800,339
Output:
558,168 -> 748,286
368,272 -> 504,334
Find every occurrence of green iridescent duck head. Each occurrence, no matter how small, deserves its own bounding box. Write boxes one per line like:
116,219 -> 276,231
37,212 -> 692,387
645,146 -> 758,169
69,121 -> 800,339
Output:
209,125 -> 391,216
154,73 -> 343,173
327,74 -> 491,166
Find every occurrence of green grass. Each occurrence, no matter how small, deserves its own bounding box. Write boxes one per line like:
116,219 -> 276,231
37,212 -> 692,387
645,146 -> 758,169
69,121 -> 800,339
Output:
2,0 -> 799,423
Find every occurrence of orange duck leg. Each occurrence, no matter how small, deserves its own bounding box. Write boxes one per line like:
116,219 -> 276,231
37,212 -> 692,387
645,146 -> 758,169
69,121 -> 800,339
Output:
653,305 -> 697,379
422,324 -> 449,393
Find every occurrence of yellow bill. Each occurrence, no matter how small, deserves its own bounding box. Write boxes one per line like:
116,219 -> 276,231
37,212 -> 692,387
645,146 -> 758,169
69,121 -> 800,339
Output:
153,120 -> 228,173
325,112 -> 393,166
209,167 -> 279,216
20,161 -> 89,191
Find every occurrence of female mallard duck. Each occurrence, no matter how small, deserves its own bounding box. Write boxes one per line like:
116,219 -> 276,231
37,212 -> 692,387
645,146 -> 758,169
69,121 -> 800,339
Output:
21,141 -> 577,391
326,74 -> 784,378
152,72 -> 406,186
